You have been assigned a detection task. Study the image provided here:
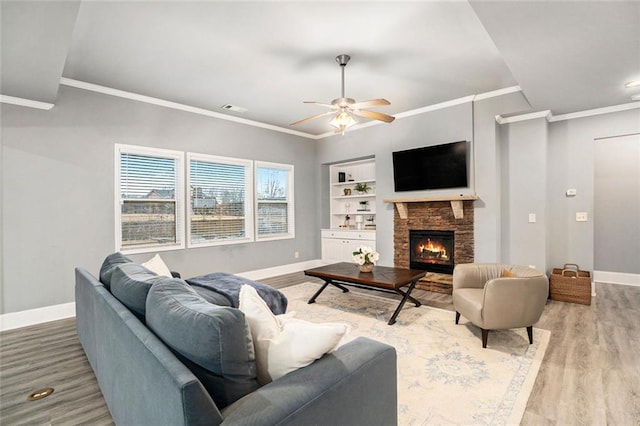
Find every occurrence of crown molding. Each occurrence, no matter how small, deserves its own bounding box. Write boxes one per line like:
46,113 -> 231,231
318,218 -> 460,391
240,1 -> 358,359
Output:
473,85 -> 522,101
496,101 -> 640,125
59,78 -> 318,140
548,101 -> 640,122
495,110 -> 551,124
0,94 -> 54,110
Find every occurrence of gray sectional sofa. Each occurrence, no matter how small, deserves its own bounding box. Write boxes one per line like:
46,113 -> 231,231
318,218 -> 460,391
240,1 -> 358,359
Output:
75,253 -> 398,425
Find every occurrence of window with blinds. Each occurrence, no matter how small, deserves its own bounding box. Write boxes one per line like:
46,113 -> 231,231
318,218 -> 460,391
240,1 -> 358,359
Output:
187,153 -> 254,247
115,144 -> 184,253
256,161 -> 294,241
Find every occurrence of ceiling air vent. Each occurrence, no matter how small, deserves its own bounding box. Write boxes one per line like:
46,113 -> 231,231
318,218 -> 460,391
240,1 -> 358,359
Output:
221,104 -> 248,113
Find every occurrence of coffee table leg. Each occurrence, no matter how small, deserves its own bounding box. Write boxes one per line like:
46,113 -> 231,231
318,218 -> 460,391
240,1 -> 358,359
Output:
308,279 -> 350,304
388,280 -> 419,325
308,281 -> 330,304
331,282 -> 349,293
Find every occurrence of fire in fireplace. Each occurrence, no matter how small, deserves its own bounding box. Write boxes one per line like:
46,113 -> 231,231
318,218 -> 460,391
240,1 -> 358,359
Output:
409,230 -> 455,274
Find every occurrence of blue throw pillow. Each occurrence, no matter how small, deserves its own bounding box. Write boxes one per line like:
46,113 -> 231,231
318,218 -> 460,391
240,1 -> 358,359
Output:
146,279 -> 259,409
99,252 -> 133,289
110,263 -> 164,321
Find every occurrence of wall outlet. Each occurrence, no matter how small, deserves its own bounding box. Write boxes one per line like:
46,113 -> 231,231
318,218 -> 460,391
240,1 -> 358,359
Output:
294,251 -> 300,259
566,188 -> 577,197
576,212 -> 588,222
528,213 -> 536,223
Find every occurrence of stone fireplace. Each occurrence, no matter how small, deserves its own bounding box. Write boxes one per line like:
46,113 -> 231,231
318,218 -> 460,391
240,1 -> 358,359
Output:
392,200 -> 474,273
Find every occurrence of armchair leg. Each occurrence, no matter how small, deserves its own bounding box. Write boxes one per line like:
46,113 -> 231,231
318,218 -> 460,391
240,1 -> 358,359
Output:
527,326 -> 533,344
481,329 -> 489,348
455,311 -> 460,324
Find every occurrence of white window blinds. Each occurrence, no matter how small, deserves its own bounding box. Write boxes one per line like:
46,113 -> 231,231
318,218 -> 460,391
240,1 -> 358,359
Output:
256,162 -> 294,240
188,154 -> 254,247
115,145 -> 184,253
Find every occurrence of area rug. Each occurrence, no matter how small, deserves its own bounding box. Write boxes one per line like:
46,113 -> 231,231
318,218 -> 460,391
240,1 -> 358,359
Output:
280,283 -> 550,426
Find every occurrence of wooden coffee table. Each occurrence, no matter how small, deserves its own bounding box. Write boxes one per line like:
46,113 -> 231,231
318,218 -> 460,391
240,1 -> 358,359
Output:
303,262 -> 427,325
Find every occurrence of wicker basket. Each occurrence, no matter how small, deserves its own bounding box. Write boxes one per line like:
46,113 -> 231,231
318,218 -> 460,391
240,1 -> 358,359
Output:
550,263 -> 591,305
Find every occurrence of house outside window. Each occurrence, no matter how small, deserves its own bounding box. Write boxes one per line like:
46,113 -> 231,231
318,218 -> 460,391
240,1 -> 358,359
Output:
115,144 -> 185,254
187,153 -> 254,247
255,161 -> 294,241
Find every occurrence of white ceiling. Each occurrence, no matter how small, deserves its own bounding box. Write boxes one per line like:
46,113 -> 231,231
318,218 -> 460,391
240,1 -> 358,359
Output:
2,1 -> 639,136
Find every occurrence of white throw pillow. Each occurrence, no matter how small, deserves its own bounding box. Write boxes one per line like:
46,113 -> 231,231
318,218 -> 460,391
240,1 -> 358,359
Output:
239,285 -> 347,385
141,254 -> 172,278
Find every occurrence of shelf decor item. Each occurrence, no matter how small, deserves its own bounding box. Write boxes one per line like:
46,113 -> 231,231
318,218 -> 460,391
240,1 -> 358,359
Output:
352,246 -> 379,272
354,182 -> 370,194
338,172 -> 346,182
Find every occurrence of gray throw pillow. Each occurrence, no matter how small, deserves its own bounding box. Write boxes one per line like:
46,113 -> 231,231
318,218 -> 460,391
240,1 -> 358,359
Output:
110,263 -> 164,320
99,252 -> 133,289
146,279 -> 259,409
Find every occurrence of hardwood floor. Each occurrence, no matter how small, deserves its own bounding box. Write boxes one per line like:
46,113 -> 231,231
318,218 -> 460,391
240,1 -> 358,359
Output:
1,274 -> 638,425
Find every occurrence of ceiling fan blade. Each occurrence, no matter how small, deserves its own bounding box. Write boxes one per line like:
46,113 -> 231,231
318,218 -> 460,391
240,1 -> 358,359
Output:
290,110 -> 335,126
303,101 -> 335,109
350,99 -> 391,109
352,109 -> 396,123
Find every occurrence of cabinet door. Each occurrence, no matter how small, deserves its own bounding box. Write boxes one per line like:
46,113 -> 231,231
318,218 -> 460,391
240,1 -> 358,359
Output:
345,239 -> 376,258
321,238 -> 346,261
322,236 -> 376,262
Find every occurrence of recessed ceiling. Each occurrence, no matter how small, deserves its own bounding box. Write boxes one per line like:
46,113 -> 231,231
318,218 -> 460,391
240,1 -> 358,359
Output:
2,1 -> 639,136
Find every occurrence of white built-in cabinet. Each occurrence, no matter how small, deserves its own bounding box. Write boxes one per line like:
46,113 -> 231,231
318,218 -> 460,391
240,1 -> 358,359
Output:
321,229 -> 376,262
322,158 -> 376,262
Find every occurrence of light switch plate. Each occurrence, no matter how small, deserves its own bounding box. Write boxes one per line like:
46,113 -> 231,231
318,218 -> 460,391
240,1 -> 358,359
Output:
528,213 -> 536,223
576,212 -> 588,221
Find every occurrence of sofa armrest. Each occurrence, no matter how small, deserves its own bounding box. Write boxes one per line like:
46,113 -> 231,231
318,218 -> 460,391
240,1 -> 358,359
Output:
220,337 -> 397,425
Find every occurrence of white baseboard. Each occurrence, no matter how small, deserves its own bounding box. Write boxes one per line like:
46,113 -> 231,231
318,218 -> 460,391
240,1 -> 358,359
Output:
594,270 -> 640,287
236,259 -> 329,281
0,259 -> 330,332
0,302 -> 76,332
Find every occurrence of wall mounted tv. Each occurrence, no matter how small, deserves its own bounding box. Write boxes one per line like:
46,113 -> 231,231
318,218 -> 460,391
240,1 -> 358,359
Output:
392,141 -> 468,191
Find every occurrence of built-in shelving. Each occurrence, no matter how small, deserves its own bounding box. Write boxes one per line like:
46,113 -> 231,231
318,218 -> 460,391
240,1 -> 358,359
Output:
323,158 -> 376,262
329,159 -> 376,229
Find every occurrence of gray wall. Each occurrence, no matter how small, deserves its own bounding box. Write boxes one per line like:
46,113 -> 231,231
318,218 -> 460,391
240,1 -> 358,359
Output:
316,103 -> 474,267
1,86 -> 319,314
547,109 -> 640,273
499,118 -> 548,271
3,84 -> 639,315
594,134 -> 640,274
316,91 -> 532,268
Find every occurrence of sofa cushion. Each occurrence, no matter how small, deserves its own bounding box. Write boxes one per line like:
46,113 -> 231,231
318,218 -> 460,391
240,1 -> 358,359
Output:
239,285 -> 347,385
110,263 -> 164,320
99,252 -> 133,289
146,279 -> 259,409
141,253 -> 172,278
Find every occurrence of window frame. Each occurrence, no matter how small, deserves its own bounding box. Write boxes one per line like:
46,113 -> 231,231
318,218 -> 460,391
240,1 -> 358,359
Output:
114,144 -> 185,254
186,152 -> 255,248
255,161 -> 295,242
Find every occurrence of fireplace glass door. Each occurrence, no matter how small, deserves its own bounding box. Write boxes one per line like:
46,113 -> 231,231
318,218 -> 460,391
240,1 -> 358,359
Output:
409,230 -> 455,274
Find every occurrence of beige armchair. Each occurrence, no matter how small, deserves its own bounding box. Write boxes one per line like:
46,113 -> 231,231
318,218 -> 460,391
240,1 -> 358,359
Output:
452,263 -> 549,348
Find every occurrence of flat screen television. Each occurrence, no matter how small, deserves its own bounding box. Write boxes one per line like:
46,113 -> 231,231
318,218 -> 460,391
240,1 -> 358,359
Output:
392,141 -> 468,191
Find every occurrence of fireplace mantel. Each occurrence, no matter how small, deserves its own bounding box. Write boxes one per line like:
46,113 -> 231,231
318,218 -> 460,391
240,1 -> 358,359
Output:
383,195 -> 477,219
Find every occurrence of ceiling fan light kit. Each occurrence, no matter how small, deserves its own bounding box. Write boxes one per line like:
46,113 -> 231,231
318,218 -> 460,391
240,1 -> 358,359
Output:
291,54 -> 395,133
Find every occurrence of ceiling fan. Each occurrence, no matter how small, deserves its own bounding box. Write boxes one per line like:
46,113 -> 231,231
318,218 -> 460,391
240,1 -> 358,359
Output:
291,54 -> 395,133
